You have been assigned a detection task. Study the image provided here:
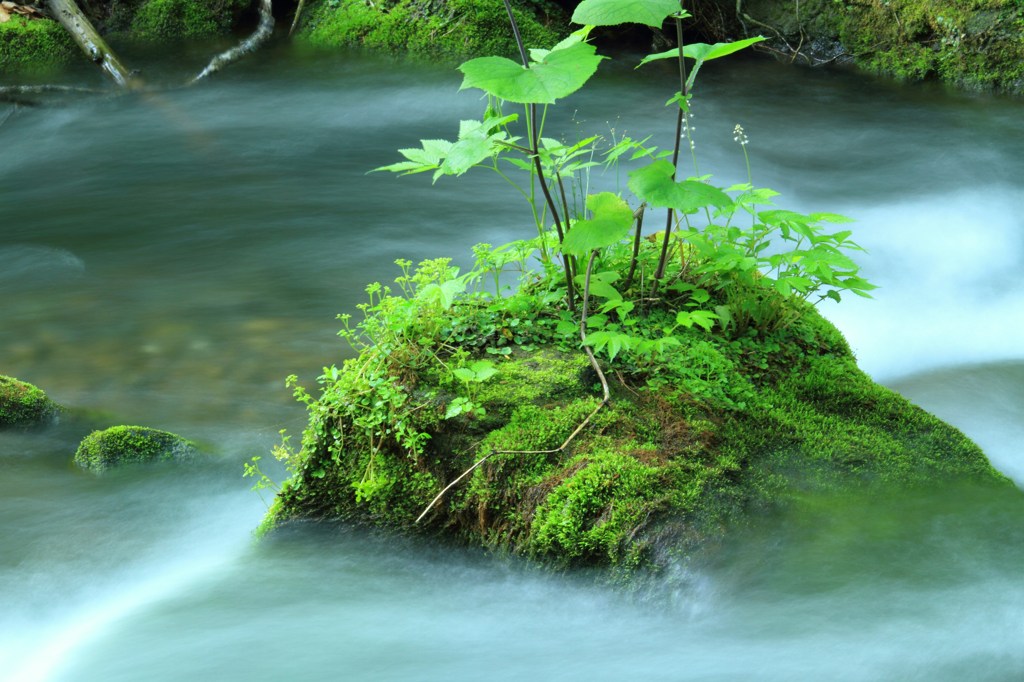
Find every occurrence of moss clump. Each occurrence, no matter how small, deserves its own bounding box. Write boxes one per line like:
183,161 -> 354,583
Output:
130,0 -> 245,41
74,425 -> 198,471
0,16 -> 76,72
298,0 -> 567,60
0,375 -> 60,426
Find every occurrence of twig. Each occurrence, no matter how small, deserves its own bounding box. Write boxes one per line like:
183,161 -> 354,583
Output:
289,0 -> 306,36
192,0 -> 275,83
0,84 -> 107,95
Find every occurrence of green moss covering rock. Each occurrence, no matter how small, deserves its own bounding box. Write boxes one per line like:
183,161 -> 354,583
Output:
130,0 -> 247,41
0,375 -> 60,426
0,16 -> 76,72
261,250 -> 1008,575
719,0 -> 1024,92
74,425 -> 198,471
298,0 -> 567,60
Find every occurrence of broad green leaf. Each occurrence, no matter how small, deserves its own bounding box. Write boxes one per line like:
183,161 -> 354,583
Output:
586,279 -> 622,300
561,192 -> 634,256
440,135 -> 495,177
686,36 -> 767,62
459,42 -> 605,104
628,161 -> 733,213
572,0 -> 683,28
469,360 -> 498,382
453,368 -> 476,383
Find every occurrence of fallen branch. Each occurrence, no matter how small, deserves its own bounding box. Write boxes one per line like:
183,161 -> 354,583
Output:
44,0 -> 137,87
192,0 -> 275,83
415,252 -> 611,524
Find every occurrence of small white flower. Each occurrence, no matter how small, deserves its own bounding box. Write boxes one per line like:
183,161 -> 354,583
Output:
733,124 -> 748,146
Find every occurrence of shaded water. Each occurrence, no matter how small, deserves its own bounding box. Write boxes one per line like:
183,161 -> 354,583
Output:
2,44 -> 1023,680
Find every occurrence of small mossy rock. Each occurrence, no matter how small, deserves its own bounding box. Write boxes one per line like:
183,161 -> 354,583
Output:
74,425 -> 198,471
0,375 -> 60,426
130,0 -> 246,41
298,0 -> 567,61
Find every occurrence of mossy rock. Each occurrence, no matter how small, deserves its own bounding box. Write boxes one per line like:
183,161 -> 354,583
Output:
74,425 -> 198,471
264,297 -> 1008,575
713,0 -> 1024,93
0,375 -> 60,426
298,0 -> 568,60
0,16 -> 76,72
130,0 -> 247,41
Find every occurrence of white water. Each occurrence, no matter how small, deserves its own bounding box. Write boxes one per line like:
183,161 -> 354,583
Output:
2,46 -> 1022,680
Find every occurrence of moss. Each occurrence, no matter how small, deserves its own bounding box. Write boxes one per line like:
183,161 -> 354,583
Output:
733,0 -> 1024,92
130,0 -> 244,41
298,0 -> 567,61
74,425 -> 198,471
0,375 -> 60,426
0,16 -> 76,72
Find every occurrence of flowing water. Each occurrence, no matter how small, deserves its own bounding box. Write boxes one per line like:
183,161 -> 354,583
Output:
2,42 -> 1022,680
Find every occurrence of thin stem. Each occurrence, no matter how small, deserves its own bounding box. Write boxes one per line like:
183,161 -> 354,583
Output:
623,204 -> 646,291
503,0 -> 574,311
502,0 -> 530,67
654,11 -> 690,284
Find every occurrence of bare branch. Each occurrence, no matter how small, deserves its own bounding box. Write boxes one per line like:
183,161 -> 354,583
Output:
192,0 -> 275,83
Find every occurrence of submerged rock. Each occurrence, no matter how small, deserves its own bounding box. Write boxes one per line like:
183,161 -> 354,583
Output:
74,425 -> 198,471
0,375 -> 60,426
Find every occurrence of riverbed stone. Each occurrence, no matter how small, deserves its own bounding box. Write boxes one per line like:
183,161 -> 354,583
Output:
74,425 -> 198,471
0,375 -> 60,426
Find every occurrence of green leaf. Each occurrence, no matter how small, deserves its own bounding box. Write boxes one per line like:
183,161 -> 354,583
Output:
637,37 -> 766,91
628,161 -> 733,213
572,0 -> 682,27
561,192 -> 634,256
469,360 -> 498,382
459,42 -> 605,104
453,368 -> 475,383
685,36 -> 767,63
586,279 -> 622,300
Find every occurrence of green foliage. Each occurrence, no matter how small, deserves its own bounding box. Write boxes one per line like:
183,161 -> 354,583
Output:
0,17 -> 75,72
298,0 -> 565,61
0,375 -> 59,426
74,425 -> 197,471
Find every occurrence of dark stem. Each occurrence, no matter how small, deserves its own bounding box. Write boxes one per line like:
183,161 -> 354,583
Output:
502,0 -> 530,67
653,11 -> 690,285
623,204 -> 646,291
502,0 -> 574,309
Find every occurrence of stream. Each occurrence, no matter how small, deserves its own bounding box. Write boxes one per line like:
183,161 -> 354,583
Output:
2,42 -> 1023,680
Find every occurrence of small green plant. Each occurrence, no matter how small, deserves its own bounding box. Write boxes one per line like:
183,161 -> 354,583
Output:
446,359 -> 499,418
